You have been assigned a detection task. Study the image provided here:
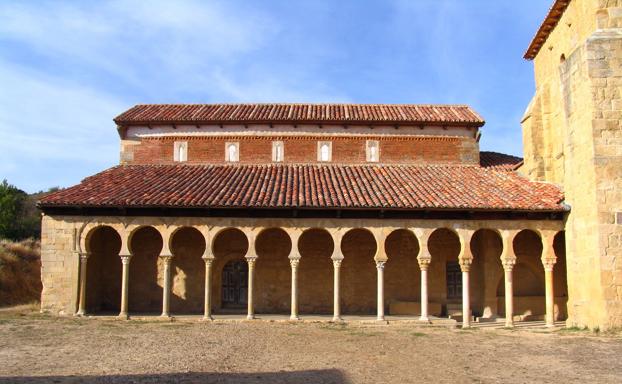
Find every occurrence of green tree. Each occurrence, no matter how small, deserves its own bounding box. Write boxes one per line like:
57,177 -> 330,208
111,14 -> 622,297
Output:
0,179 -> 28,240
0,180 -> 45,240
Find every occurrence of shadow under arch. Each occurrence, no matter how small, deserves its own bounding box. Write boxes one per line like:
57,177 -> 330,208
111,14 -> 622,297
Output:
128,226 -> 163,314
341,228 -> 377,314
496,229 -> 545,320
298,228 -> 334,314
85,225 -> 122,314
170,226 -> 206,314
255,227 -> 292,314
212,228 -> 249,312
384,229 -> 420,315
553,231 -> 568,320
427,228 -> 461,317
470,228 -> 503,319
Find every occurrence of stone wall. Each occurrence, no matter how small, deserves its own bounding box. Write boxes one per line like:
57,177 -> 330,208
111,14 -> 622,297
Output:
521,0 -> 622,329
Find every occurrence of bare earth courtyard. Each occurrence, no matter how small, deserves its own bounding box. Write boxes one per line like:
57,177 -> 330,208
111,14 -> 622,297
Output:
0,307 -> 620,383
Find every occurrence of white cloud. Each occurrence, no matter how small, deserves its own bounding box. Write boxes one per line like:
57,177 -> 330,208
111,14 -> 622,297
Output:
0,0 -> 350,191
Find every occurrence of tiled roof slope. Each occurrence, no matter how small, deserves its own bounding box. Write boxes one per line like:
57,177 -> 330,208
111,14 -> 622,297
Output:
524,0 -> 571,60
480,151 -> 523,171
114,104 -> 485,126
39,164 -> 565,211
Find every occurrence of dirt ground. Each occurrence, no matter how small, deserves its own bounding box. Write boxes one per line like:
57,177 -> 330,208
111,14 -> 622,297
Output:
1,306 -> 621,384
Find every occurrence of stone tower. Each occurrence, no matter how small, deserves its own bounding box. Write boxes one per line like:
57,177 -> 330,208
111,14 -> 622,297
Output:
522,0 -> 622,329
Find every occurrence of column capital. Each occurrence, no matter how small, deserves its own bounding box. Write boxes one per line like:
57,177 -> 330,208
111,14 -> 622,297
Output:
120,254 -> 132,264
376,260 -> 386,270
246,256 -> 258,267
202,255 -> 215,266
501,258 -> 516,270
289,257 -> 301,268
159,254 -> 173,263
417,257 -> 431,271
542,258 -> 556,271
332,258 -> 343,268
459,258 -> 472,272
79,252 -> 91,261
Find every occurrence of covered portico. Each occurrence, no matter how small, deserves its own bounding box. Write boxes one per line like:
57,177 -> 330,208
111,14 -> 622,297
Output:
75,216 -> 566,328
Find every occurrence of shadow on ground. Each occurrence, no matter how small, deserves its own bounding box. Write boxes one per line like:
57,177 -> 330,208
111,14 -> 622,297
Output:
0,369 -> 350,384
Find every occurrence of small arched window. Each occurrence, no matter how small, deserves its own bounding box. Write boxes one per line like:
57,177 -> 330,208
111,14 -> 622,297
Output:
174,141 -> 188,162
226,142 -> 239,162
366,140 -> 379,162
272,141 -> 284,162
318,141 -> 331,162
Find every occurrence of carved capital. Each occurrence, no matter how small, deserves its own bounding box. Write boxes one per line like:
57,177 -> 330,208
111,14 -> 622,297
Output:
332,258 -> 342,268
120,254 -> 132,265
159,254 -> 173,264
79,252 -> 90,262
501,258 -> 516,271
202,256 -> 214,267
376,261 -> 386,270
289,257 -> 301,268
542,258 -> 556,272
417,257 -> 431,271
459,257 -> 472,272
246,256 -> 258,268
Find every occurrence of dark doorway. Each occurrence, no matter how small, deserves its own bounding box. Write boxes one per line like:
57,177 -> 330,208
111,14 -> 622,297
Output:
446,261 -> 462,300
222,260 -> 248,308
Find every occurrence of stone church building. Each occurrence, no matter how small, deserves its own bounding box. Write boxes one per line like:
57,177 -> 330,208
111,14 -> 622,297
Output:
38,0 -> 621,330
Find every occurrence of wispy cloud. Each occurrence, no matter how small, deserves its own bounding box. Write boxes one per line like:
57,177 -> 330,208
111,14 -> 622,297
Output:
0,0 -> 349,191
0,0 -> 551,192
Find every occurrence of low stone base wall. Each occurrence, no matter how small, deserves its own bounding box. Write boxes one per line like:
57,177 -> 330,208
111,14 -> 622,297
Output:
497,296 -> 568,320
389,301 -> 442,317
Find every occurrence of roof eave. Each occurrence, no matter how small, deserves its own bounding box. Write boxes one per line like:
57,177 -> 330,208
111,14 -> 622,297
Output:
524,0 -> 572,60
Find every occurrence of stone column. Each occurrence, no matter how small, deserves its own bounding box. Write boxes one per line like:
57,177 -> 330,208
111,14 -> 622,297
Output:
76,252 -> 90,316
160,254 -> 173,318
202,256 -> 214,320
418,258 -> 431,322
543,259 -> 556,327
246,256 -> 257,320
290,257 -> 301,320
376,261 -> 386,321
460,260 -> 472,328
332,258 -> 343,321
502,259 -> 515,327
119,254 -> 132,319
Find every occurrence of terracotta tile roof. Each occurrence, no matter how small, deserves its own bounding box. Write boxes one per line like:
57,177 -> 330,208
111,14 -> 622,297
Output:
479,151 -> 523,171
524,0 -> 571,60
114,104 -> 485,127
38,164 -> 565,212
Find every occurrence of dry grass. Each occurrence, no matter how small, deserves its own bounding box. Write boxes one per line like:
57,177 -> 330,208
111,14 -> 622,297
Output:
0,239 -> 42,306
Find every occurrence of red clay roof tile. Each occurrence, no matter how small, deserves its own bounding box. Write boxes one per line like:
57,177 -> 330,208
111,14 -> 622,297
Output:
38,164 -> 565,211
479,151 -> 523,171
114,103 -> 485,126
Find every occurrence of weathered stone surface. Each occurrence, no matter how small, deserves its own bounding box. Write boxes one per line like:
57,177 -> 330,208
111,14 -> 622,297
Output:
521,0 -> 622,329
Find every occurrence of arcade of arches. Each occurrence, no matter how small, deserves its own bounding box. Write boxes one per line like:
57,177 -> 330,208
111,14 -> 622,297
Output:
75,218 -> 567,327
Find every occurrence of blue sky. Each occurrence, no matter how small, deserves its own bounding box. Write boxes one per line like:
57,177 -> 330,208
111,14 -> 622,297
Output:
0,0 -> 550,193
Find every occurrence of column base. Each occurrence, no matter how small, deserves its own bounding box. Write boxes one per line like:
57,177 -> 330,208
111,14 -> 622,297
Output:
246,314 -> 255,320
331,316 -> 343,322
289,315 -> 300,321
545,323 -> 556,328
202,315 -> 214,321
418,316 -> 430,323
160,313 -> 172,319
75,310 -> 85,317
118,312 -> 129,320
